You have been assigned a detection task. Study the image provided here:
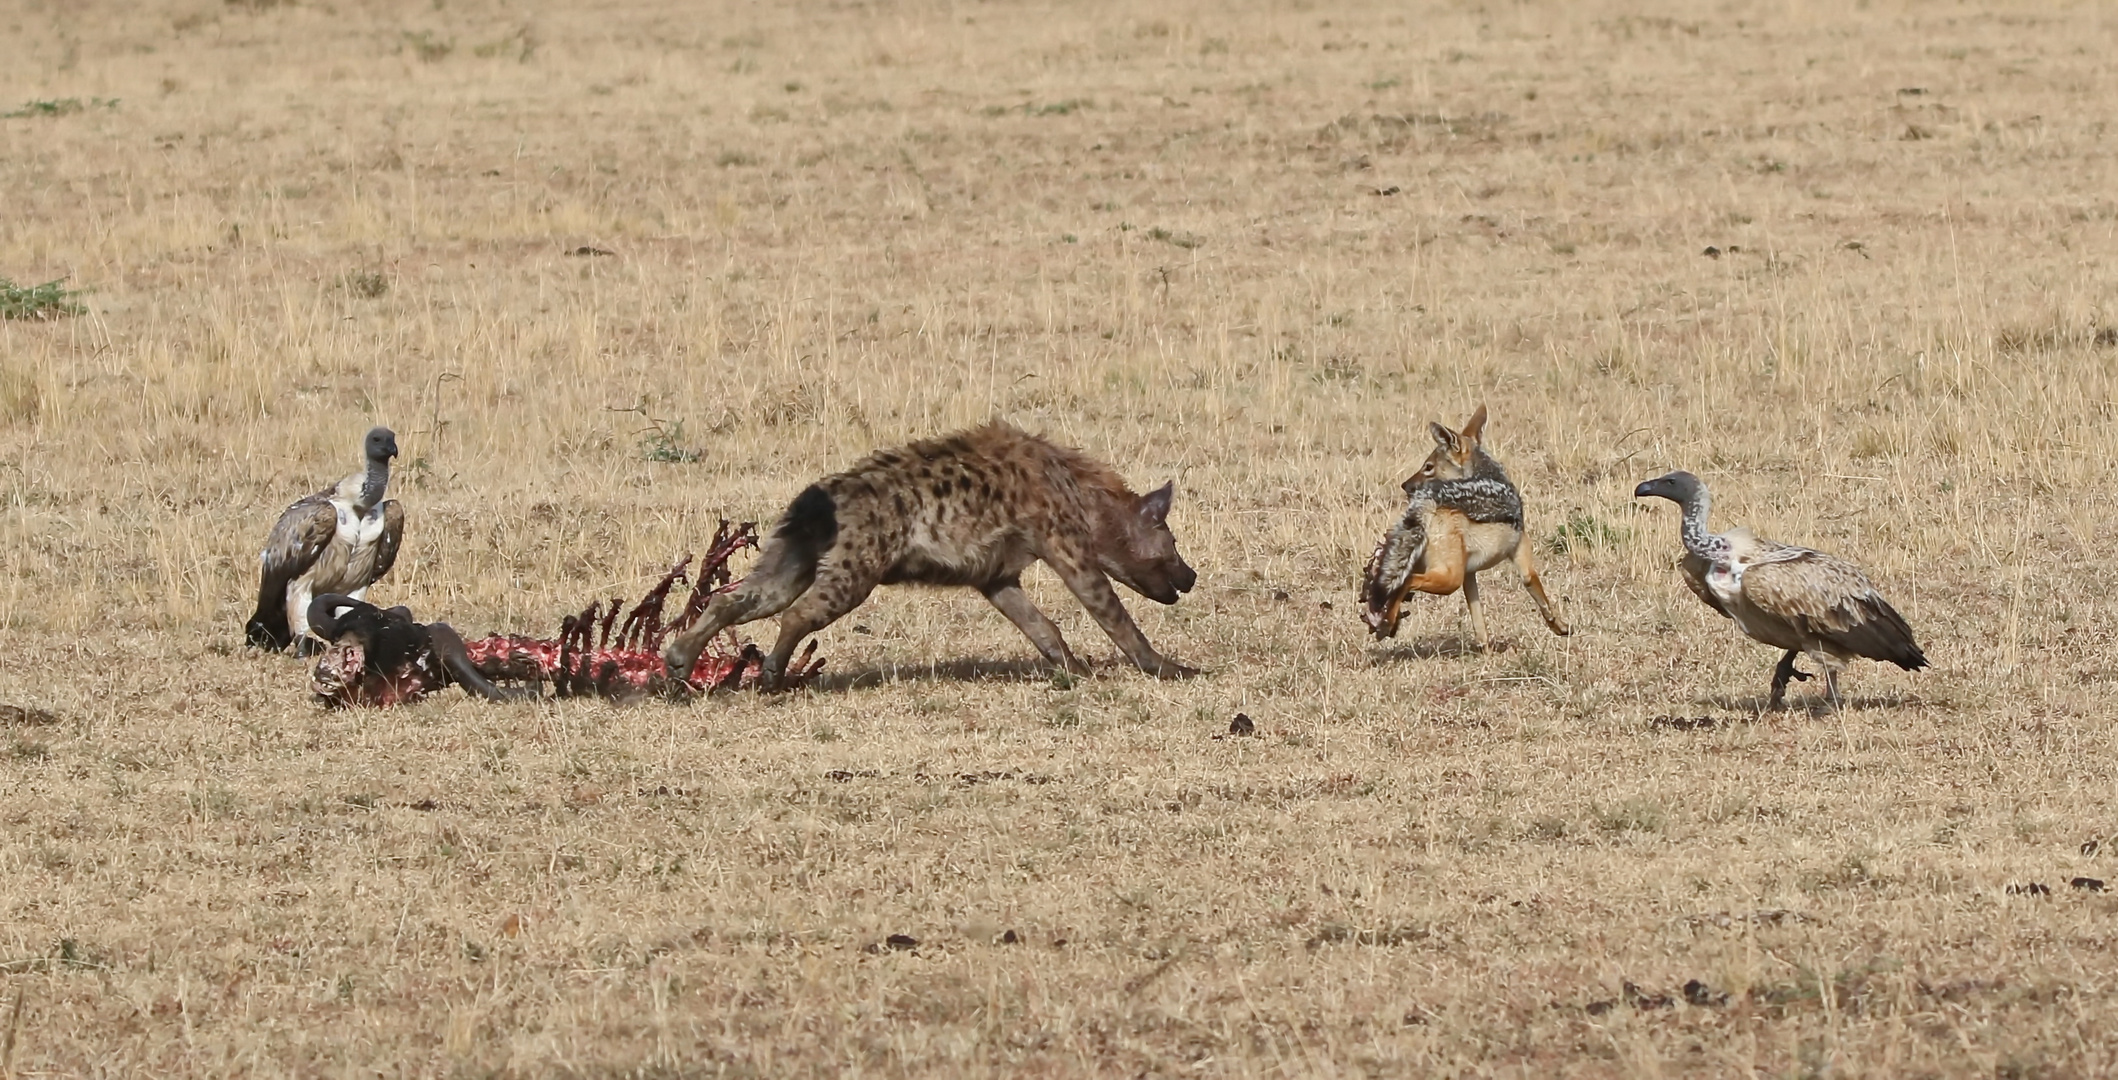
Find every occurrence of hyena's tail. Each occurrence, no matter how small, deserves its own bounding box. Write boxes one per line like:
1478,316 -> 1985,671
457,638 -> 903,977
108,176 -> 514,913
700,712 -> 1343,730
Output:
773,484 -> 840,571
716,484 -> 838,618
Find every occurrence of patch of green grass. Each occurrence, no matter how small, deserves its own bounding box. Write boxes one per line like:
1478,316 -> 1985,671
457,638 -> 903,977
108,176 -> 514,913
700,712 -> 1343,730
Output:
1592,798 -> 1665,834
472,27 -> 537,62
1146,226 -> 1204,249
2,98 -> 118,119
402,31 -> 453,63
1548,510 -> 1628,554
639,418 -> 704,463
340,270 -> 388,298
0,277 -> 86,321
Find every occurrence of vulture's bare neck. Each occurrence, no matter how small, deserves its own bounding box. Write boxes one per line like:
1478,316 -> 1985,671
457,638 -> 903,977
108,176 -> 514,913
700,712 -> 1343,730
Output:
1677,489 -> 1726,561
341,457 -> 391,513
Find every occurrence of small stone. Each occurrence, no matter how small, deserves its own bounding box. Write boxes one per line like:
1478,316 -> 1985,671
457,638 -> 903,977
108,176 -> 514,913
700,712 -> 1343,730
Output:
1229,713 -> 1256,737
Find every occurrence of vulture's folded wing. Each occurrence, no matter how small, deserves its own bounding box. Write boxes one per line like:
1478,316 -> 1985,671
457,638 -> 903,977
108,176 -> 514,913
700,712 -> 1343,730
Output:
246,495 -> 338,648
1740,550 -> 1928,670
370,500 -> 406,583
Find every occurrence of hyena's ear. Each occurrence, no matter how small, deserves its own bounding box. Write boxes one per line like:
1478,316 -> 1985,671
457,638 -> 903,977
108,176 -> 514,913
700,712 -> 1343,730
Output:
1427,421 -> 1459,452
1138,481 -> 1175,526
1460,404 -> 1488,445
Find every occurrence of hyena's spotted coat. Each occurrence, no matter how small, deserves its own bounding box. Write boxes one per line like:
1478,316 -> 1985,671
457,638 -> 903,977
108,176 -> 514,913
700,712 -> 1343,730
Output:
662,421 -> 1198,688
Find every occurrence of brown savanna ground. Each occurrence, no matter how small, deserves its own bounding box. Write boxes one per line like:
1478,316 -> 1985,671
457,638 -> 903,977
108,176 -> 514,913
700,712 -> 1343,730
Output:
4,0 -> 2118,1074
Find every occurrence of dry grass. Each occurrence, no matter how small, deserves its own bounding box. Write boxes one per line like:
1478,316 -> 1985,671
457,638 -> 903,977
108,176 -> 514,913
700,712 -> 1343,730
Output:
4,0 -> 2118,1074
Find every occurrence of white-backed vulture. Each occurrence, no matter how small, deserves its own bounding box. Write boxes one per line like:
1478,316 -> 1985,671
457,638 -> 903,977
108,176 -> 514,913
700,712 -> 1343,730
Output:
244,427 -> 404,652
1633,470 -> 1927,709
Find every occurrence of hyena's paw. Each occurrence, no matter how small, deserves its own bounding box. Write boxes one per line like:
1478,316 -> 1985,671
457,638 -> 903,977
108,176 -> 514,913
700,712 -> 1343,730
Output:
1152,659 -> 1201,680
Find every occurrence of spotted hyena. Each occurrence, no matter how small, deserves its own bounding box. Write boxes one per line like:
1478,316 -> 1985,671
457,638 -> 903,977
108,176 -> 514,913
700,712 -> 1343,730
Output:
661,421 -> 1199,688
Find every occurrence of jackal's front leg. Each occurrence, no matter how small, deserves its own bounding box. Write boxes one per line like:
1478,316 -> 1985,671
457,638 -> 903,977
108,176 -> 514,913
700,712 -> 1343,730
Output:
1460,572 -> 1489,650
1046,558 -> 1196,679
980,577 -> 1091,675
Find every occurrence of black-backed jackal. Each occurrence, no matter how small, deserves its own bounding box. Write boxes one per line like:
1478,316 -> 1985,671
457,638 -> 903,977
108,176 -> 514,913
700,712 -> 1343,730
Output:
1359,405 -> 1568,648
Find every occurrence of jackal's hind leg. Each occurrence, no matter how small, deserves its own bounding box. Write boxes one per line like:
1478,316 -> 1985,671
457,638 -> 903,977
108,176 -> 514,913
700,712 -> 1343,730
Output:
1513,542 -> 1570,637
981,576 -> 1090,675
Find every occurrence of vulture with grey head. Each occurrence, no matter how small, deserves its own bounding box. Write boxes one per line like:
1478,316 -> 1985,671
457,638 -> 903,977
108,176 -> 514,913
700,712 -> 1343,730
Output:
245,427 -> 405,652
1634,470 -> 1927,709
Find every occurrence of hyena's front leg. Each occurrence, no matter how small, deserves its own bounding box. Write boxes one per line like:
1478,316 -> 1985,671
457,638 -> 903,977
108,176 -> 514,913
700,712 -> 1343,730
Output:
1044,557 -> 1197,679
662,542 -> 818,682
979,576 -> 1091,676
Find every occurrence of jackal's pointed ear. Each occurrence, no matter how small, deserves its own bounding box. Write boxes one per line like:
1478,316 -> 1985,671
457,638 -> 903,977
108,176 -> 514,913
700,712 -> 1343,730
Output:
1138,481 -> 1175,525
1461,404 -> 1487,444
1427,421 -> 1459,452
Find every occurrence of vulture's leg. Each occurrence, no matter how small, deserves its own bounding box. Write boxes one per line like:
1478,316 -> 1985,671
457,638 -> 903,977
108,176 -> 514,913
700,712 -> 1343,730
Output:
428,623 -> 540,702
1461,572 -> 1489,651
1513,543 -> 1570,636
1768,650 -> 1810,709
1808,652 -> 1846,711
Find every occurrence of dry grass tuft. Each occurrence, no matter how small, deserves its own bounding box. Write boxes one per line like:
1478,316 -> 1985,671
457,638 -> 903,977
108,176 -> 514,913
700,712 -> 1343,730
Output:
5,0 -> 2118,1074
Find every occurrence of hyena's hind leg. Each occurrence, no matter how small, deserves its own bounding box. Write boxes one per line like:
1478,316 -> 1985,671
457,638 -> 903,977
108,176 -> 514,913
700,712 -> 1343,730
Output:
757,559 -> 879,688
661,539 -> 820,680
662,485 -> 839,681
980,576 -> 1091,676
1512,541 -> 1570,636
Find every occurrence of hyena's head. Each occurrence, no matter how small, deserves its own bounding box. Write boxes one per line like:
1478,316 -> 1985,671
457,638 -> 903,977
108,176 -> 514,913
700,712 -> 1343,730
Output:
1102,481 -> 1196,605
1400,404 -> 1494,493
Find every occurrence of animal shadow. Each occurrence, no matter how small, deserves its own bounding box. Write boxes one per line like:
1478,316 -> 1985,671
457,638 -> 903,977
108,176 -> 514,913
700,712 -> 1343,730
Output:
1647,713 -> 1748,732
1695,693 -> 1917,717
1367,635 -> 1512,665
811,655 -> 1083,692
